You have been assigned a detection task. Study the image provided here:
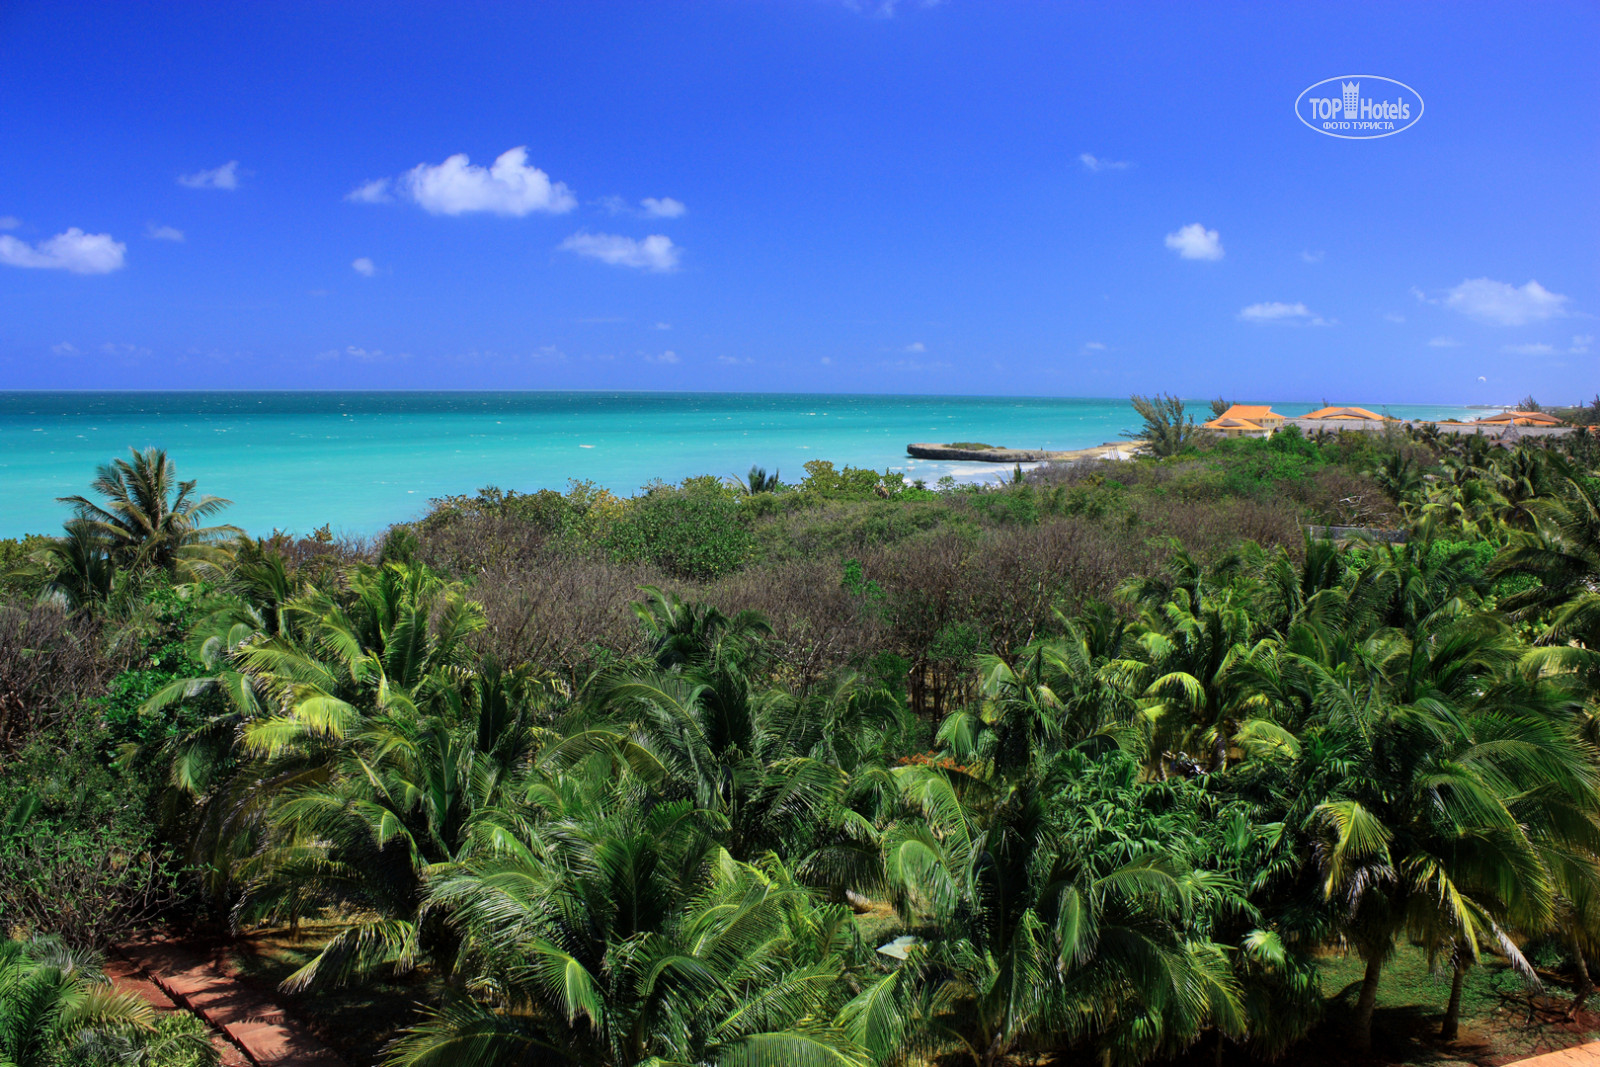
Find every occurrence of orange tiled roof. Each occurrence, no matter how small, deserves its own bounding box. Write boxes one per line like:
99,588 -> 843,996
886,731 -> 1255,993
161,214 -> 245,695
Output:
1216,404 -> 1282,422
1203,417 -> 1265,431
1475,410 -> 1564,426
1301,406 -> 1386,421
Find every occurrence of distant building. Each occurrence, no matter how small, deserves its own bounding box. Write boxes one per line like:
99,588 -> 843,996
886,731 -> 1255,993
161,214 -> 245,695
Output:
1203,404 -> 1286,438
1473,410 -> 1565,427
1299,406 -> 1390,422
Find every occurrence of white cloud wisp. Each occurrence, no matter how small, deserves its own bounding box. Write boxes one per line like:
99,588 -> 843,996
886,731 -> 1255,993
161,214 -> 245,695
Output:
402,147 -> 576,216
1442,278 -> 1568,326
346,179 -> 393,204
1079,153 -> 1130,172
1238,301 -> 1331,326
560,232 -> 680,272
178,161 -> 241,190
0,228 -> 126,274
640,197 -> 686,218
1165,223 -> 1223,261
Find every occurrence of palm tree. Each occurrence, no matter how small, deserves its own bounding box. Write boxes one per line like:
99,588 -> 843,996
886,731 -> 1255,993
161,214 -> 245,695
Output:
869,757 -> 1251,1066
1109,554 -> 1273,775
24,519 -> 116,610
1345,529 -> 1489,632
143,560 -> 487,904
58,447 -> 240,582
630,584 -> 773,674
1251,610 -> 1597,1051
237,661 -> 554,992
386,762 -> 869,1067
1369,452 -> 1426,514
0,936 -> 161,1067
1496,471 -> 1600,654
945,605 -> 1142,778
733,465 -> 782,494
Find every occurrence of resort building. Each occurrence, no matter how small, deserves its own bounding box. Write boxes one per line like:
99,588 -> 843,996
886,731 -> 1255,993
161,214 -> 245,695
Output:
1472,410 -> 1566,427
1298,406 -> 1390,423
1203,404 -> 1286,438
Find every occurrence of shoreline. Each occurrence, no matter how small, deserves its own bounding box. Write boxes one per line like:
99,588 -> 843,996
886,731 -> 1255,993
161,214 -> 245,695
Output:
907,441 -> 1140,463
0,396 -> 1515,540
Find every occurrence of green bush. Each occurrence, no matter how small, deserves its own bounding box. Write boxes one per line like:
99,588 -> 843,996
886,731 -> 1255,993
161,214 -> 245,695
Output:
0,534 -> 53,600
615,483 -> 753,580
797,460 -> 905,499
0,818 -> 182,948
970,485 -> 1039,525
139,1012 -> 222,1067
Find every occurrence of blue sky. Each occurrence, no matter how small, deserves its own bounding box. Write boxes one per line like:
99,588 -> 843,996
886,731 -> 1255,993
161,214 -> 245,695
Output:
0,1 -> 1595,403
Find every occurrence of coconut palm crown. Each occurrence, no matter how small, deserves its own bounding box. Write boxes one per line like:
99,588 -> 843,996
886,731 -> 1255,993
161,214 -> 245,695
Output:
57,446 -> 240,582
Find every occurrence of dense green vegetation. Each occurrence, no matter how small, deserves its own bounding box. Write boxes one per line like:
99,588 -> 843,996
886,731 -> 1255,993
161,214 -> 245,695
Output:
3,423 -> 1599,1066
0,936 -> 217,1067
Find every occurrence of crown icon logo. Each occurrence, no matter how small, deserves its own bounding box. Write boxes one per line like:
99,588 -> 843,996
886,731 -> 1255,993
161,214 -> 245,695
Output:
1341,81 -> 1360,117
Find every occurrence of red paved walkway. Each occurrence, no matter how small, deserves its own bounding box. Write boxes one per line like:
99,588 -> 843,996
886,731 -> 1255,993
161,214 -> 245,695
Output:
1510,1042 -> 1600,1067
104,953 -> 251,1066
117,937 -> 345,1067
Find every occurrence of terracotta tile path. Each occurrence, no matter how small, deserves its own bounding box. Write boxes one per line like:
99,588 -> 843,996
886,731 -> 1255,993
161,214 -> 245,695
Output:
1510,1043 -> 1600,1067
115,936 -> 346,1066
103,952 -> 252,1066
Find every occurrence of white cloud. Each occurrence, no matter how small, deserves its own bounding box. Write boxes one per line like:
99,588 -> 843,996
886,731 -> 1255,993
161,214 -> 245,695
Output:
1442,278 -> 1568,326
717,355 -> 753,365
352,257 -> 377,277
1238,301 -> 1331,326
602,196 -> 688,219
1165,223 -> 1223,261
640,197 -> 686,218
345,178 -> 392,204
1498,336 -> 1594,357
402,147 -> 576,216
842,0 -> 943,16
560,232 -> 680,272
51,342 -> 78,355
654,322 -> 672,330
903,341 -> 926,353
1300,250 -> 1324,263
1079,153 -> 1130,172
820,356 -> 832,365
178,161 -> 240,190
1384,313 -> 1407,323
0,228 -> 126,274
146,223 -> 184,242
646,350 -> 680,364
1081,341 -> 1108,353
0,216 -> 19,230
101,342 -> 152,357
1427,337 -> 1460,348
316,345 -> 405,363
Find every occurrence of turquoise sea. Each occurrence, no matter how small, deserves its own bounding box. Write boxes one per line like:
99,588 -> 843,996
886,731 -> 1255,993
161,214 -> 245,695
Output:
0,393 -> 1486,539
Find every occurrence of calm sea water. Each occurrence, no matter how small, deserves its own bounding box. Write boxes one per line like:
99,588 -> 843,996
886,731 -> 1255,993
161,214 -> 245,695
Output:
0,392 -> 1485,539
